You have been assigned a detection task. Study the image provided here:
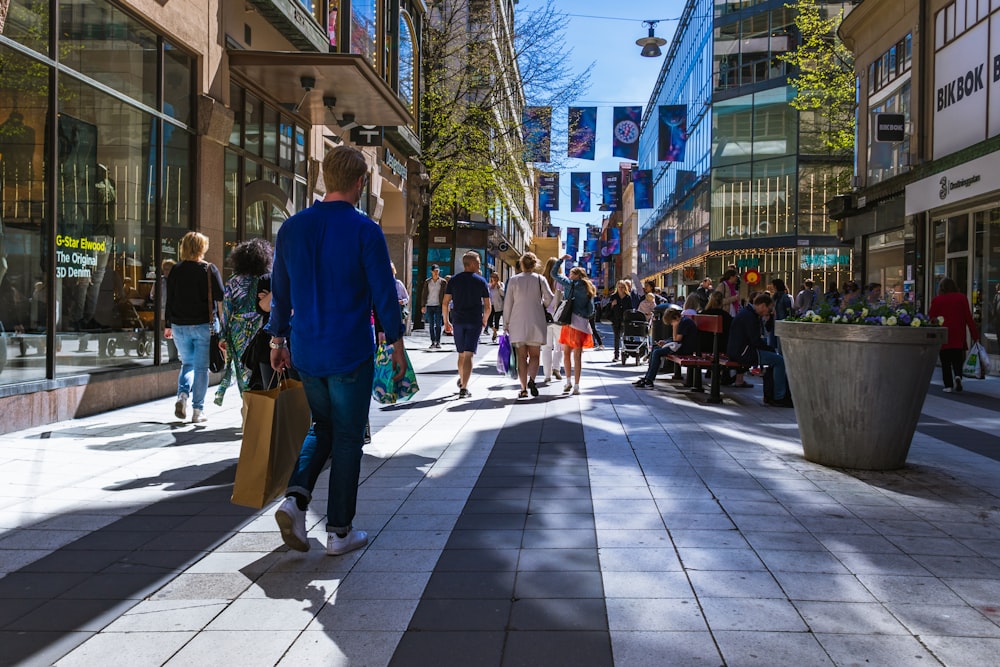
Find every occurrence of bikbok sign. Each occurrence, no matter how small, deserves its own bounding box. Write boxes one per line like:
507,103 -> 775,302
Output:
933,13 -> 1000,159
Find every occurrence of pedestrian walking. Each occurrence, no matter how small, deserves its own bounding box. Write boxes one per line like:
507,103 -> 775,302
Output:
269,145 -> 406,556
164,231 -> 225,424
487,272 -> 505,342
551,255 -> 596,395
607,280 -> 631,361
795,279 -> 818,314
392,263 -> 410,328
214,238 -> 272,406
929,276 -> 980,393
502,252 -> 554,398
420,264 -> 447,348
442,250 -> 491,398
541,257 -> 564,382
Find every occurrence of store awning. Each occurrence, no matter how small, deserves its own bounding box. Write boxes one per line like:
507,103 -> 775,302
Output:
228,51 -> 415,128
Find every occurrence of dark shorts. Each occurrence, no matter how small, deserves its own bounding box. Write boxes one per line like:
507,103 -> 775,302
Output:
453,323 -> 482,354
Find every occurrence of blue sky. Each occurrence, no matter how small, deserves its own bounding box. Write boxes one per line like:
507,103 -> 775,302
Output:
517,0 -> 689,236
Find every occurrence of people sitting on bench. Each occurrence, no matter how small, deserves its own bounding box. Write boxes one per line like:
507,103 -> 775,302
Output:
700,290 -> 734,384
727,293 -> 792,407
634,308 -> 697,388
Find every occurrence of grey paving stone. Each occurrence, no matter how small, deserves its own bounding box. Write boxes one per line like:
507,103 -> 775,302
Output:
676,547 -> 766,572
601,571 -> 694,599
445,529 -> 523,549
434,548 -> 519,571
278,630 -> 402,667
502,630 -> 613,667
453,513 -> 526,531
920,635 -> 1000,665
912,555 -> 1000,579
815,532 -> 906,554
509,598 -> 608,631
599,547 -> 683,572
700,598 -> 809,632
687,570 -> 784,599
834,551 -> 931,576
774,571 -> 877,603
101,599 -> 229,632
407,598 -> 511,631
0,572 -> 91,599
714,630 -> 834,666
813,632 -> 941,666
660,512 -> 737,531
421,571 -> 516,599
0,631 -> 97,667
756,548 -> 852,574
514,570 -> 605,598
606,598 -> 707,632
164,629 -> 300,666
149,573 -> 253,601
5,597 -> 136,632
517,548 -> 599,572
55,630 -> 195,667
856,574 -> 969,605
609,631 -> 722,666
795,600 -> 910,635
668,529 -> 749,549
886,602 -> 1000,638
940,577 -> 1000,607
524,512 -> 596,530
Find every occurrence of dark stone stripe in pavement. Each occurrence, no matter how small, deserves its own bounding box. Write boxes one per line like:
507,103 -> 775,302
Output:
389,404 -> 613,667
917,415 -> 1000,463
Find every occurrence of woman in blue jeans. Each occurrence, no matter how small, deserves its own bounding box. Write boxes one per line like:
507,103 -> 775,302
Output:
164,232 -> 225,423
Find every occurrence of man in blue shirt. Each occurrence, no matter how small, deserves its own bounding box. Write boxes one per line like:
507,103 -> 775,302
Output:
268,145 -> 406,556
727,293 -> 791,407
442,251 -> 490,398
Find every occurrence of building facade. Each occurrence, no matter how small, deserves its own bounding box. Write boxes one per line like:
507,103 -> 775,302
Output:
0,0 -> 426,432
634,0 -> 854,302
839,0 -> 1000,370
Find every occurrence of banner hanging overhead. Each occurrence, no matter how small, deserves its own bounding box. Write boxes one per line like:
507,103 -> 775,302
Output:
606,227 -> 621,255
602,172 -> 621,211
586,225 -> 601,240
566,227 -> 580,259
568,107 -> 597,160
612,106 -> 642,160
522,106 -> 551,162
633,169 -> 654,209
538,172 -> 559,211
658,105 -> 688,162
570,172 -> 591,212
547,224 -> 561,238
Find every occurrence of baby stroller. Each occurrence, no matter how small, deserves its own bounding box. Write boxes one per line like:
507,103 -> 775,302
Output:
621,309 -> 650,365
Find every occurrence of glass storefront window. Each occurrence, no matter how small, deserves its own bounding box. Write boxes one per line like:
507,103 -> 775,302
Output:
55,76 -> 158,375
262,104 -> 278,165
0,44 -> 48,385
352,0 -> 378,69
398,12 -> 416,114
2,0 -> 50,55
866,228 -> 905,304
712,94 -> 753,166
799,164 -> 849,237
974,208 -> 1000,355
244,93 -> 262,156
164,42 -> 193,126
752,88 -> 796,158
60,0 -> 159,110
751,156 -> 795,238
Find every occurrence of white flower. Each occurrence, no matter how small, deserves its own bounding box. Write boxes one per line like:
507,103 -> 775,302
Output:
911,318 -> 922,327
861,308 -> 869,317
831,315 -> 840,323
804,310 -> 816,318
880,316 -> 887,325
844,308 -> 855,316
897,309 -> 907,317
936,316 -> 945,325
886,316 -> 897,326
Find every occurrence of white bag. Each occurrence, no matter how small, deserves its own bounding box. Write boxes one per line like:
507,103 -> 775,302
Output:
963,341 -> 990,379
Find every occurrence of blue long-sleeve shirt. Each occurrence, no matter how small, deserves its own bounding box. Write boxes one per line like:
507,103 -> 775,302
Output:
267,201 -> 403,377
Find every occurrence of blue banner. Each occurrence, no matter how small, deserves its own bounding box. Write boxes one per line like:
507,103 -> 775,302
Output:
658,105 -> 688,162
538,172 -> 559,211
607,227 -> 621,255
570,172 -> 591,212
602,172 -> 621,211
568,107 -> 597,160
522,106 -> 551,162
633,169 -> 653,209
566,227 -> 580,259
547,224 -> 561,238
587,225 -> 601,240
612,106 -> 642,160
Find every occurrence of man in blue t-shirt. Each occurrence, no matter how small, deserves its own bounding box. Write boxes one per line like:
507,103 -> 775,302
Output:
442,251 -> 491,398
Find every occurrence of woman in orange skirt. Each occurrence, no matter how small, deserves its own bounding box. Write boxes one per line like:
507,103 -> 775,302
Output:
550,255 -> 596,395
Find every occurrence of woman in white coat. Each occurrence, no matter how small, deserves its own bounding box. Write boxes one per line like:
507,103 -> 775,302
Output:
503,252 -> 554,398
541,256 -> 564,383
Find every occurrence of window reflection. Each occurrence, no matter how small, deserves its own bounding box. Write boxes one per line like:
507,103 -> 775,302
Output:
399,12 -> 416,114
352,0 -> 378,68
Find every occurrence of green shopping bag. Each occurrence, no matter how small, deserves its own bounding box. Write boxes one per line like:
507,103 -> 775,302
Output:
372,342 -> 419,404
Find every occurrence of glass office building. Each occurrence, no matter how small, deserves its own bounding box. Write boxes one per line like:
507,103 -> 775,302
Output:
637,0 -> 854,298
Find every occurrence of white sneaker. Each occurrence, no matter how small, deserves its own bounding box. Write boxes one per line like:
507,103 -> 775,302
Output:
553,369 -> 562,380
942,387 -> 953,393
542,376 -> 552,383
275,497 -> 309,552
563,382 -> 573,393
327,529 -> 368,556
174,393 -> 188,420
572,385 -> 581,395
191,409 -> 207,423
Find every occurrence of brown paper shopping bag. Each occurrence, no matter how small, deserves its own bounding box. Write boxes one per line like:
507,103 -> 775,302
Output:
231,378 -> 311,509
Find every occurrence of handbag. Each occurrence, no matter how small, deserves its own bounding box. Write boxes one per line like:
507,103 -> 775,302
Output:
497,332 -> 512,374
538,277 -> 554,323
231,374 -> 311,508
555,282 -> 576,325
206,266 -> 227,373
372,342 -> 420,404
963,341 -> 990,379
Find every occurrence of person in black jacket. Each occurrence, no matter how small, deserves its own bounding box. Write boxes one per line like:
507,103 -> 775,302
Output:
727,293 -> 791,407
607,280 -> 633,361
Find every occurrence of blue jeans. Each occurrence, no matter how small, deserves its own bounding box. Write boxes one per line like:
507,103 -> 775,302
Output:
758,350 -> 788,400
171,324 -> 211,410
643,345 -> 673,382
425,305 -> 443,343
286,358 -> 374,533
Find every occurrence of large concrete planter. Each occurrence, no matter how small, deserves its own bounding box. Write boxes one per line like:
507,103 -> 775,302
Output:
774,320 -> 947,470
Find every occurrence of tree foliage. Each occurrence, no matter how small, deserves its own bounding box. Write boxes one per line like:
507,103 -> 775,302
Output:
778,0 -> 855,154
421,0 -> 590,227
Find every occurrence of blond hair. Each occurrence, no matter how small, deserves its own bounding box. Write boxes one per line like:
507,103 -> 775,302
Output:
519,252 -> 539,272
569,267 -> 597,298
543,257 -> 559,290
179,232 -> 209,261
323,145 -> 369,193
462,250 -> 481,269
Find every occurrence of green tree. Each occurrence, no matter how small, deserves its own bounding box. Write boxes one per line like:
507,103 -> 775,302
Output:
779,0 -> 855,154
422,0 -> 590,227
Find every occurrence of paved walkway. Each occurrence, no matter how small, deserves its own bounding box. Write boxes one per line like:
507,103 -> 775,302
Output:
2,326 -> 1000,666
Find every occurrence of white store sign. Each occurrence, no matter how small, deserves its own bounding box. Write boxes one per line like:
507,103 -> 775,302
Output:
905,149 -> 1000,215
934,21 -> 989,159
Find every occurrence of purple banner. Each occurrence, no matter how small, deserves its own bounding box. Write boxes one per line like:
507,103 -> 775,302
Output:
570,172 -> 591,212
612,106 -> 642,160
658,105 -> 688,162
538,172 -> 559,211
568,107 -> 597,160
522,106 -> 551,162
607,226 -> 621,255
633,169 -> 653,209
566,227 -> 580,259
602,172 -> 621,211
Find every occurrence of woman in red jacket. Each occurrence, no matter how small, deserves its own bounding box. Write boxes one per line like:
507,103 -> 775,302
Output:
928,277 -> 980,393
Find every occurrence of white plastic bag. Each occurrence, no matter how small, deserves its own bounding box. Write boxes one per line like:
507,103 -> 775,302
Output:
963,341 -> 990,379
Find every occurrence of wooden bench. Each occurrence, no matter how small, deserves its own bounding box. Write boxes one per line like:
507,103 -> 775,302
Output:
665,314 -> 742,404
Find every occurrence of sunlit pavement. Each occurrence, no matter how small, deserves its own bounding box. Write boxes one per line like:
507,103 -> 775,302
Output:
2,325 -> 1000,666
